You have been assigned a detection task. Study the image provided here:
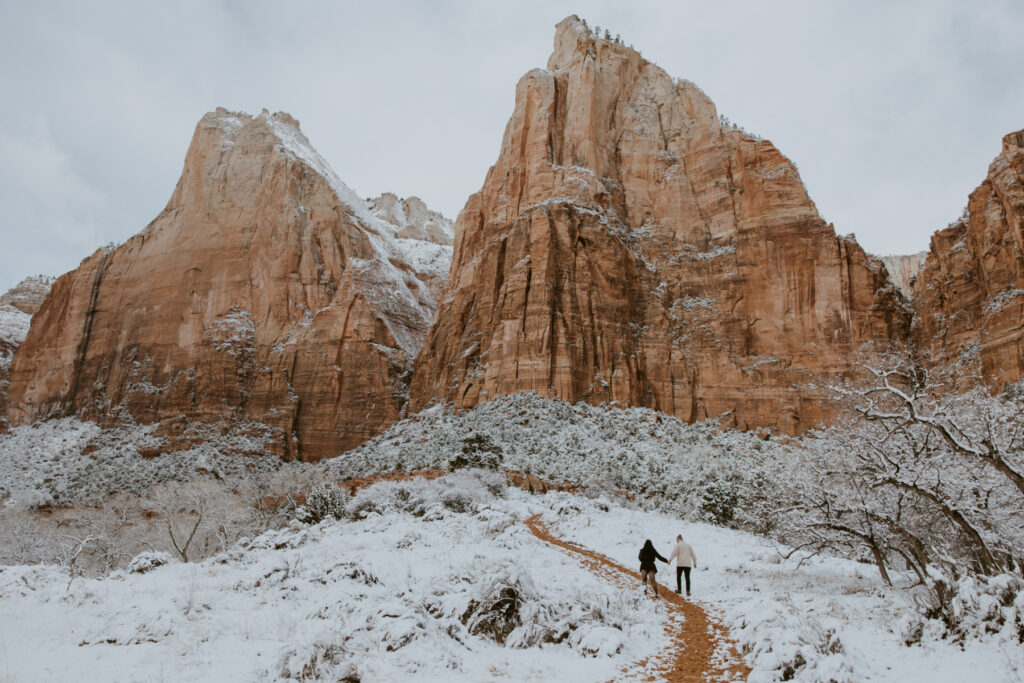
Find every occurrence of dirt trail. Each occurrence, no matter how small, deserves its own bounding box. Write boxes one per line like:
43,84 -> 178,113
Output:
525,515 -> 749,683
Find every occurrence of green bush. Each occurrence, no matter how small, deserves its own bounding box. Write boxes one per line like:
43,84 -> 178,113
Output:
448,434 -> 503,471
295,485 -> 346,524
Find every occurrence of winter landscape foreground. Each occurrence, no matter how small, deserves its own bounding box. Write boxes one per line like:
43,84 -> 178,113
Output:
1,392 -> 1023,682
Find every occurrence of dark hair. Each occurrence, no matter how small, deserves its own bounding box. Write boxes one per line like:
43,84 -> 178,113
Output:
642,539 -> 654,551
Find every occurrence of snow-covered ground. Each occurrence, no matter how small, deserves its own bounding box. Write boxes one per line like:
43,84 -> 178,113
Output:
0,473 -> 668,682
1,394 -> 1021,681
1,472 -> 1020,682
543,494 -> 1024,683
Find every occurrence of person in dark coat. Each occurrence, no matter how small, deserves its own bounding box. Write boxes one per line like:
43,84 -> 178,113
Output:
638,539 -> 668,596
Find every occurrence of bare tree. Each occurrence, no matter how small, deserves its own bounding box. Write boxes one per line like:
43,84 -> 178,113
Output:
777,349 -> 1024,586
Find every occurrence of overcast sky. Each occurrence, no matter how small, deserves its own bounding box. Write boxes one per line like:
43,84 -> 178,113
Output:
1,0 -> 1022,293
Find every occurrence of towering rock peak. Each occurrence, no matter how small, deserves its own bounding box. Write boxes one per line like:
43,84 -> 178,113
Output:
913,128 -> 1024,387
168,108 -> 378,237
8,108 -> 452,459
0,275 -> 55,315
410,16 -> 908,433
368,193 -> 455,246
874,252 -> 927,298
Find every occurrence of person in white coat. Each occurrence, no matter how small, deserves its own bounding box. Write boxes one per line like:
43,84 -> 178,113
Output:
667,534 -> 697,596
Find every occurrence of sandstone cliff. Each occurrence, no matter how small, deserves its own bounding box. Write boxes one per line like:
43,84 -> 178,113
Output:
912,130 -> 1024,387
410,16 -> 909,433
876,252 -> 927,298
8,109 -> 452,459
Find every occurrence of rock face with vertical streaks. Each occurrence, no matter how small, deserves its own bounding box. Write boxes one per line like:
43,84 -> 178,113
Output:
7,109 -> 452,459
409,16 -> 909,433
912,130 -> 1024,387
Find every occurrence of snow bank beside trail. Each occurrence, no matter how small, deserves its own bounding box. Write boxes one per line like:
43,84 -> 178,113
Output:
0,473 -> 669,682
542,493 -> 1024,683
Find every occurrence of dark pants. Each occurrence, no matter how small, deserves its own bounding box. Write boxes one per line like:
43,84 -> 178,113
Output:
676,566 -> 691,593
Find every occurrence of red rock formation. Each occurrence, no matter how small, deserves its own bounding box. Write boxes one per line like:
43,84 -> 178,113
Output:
912,130 -> 1024,387
410,16 -> 909,433
7,109 -> 452,459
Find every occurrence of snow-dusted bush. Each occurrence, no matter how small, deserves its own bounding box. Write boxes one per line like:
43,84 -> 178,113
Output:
908,570 -> 1024,645
0,417 -> 287,505
342,469 -> 505,522
295,485 -> 346,524
322,393 -> 781,532
126,550 -> 175,574
729,597 -> 854,683
0,468 -> 309,572
452,559 -> 649,654
449,433 -> 503,471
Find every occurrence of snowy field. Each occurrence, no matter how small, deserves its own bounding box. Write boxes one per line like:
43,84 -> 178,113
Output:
543,495 -> 1024,683
1,472 -> 1021,682
0,473 -> 668,682
1,393 -> 1022,681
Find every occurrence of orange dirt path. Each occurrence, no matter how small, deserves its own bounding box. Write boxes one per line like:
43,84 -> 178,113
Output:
525,515 -> 749,683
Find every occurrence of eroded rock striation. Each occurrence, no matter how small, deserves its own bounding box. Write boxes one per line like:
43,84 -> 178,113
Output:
912,130 -> 1024,387
8,109 -> 452,459
410,16 -> 909,433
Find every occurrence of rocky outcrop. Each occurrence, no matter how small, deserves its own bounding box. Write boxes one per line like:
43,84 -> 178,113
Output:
0,277 -> 50,431
8,109 -> 452,459
912,130 -> 1024,387
876,253 -> 927,298
0,305 -> 31,431
0,276 -> 55,315
409,16 -> 909,433
369,193 -> 454,247
367,193 -> 454,301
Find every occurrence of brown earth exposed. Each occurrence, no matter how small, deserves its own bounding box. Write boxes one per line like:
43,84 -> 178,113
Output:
410,15 -> 909,434
7,109 -> 452,460
912,130 -> 1024,388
